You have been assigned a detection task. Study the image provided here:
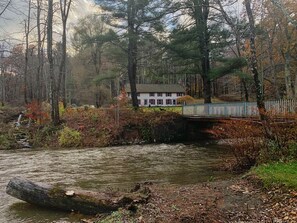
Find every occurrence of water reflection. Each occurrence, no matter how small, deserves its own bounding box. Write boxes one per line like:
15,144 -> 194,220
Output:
7,203 -> 86,223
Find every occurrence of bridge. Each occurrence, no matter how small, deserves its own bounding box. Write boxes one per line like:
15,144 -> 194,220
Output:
182,99 -> 297,118
182,99 -> 297,140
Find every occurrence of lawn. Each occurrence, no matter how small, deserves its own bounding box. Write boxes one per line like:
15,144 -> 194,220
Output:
252,161 -> 297,189
141,106 -> 183,114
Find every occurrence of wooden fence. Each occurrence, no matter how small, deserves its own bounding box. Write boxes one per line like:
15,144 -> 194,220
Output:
182,99 -> 297,117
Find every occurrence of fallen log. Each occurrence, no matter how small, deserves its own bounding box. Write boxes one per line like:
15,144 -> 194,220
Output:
6,177 -> 150,215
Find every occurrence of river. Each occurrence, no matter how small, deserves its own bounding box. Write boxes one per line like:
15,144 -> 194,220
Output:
0,143 -> 233,223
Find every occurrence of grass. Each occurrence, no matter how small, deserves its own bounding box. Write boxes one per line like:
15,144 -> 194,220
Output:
251,161 -> 297,189
141,106 -> 182,114
140,97 -> 226,114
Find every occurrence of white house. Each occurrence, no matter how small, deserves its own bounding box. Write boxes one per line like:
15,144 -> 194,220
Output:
125,84 -> 185,107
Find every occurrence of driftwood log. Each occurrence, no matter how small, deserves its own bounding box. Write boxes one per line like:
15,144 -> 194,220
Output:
6,177 -> 150,215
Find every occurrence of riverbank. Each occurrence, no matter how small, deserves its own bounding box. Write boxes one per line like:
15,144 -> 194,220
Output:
1,106 -> 296,222
91,175 -> 296,223
0,106 -> 188,149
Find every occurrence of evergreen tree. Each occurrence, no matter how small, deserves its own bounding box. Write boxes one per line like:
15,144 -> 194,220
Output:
166,0 -> 246,103
95,0 -> 177,108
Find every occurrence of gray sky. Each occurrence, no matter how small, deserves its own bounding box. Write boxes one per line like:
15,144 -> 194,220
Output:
0,0 -> 99,47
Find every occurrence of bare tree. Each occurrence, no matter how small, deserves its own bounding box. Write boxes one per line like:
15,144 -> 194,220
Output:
36,0 -> 45,103
0,0 -> 11,17
215,0 -> 250,101
271,0 -> 297,28
24,0 -> 32,104
47,0 -> 60,124
244,0 -> 267,120
59,0 -> 72,108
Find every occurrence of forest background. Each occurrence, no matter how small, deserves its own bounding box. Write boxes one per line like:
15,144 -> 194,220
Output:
0,0 -> 296,123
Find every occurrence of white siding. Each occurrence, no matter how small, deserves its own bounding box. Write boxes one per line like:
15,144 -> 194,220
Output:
129,92 -> 184,107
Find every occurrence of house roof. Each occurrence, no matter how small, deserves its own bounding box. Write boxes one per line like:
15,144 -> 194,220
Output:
125,84 -> 185,93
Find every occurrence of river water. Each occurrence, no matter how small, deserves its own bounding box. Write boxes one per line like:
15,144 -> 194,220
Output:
0,143 -> 233,223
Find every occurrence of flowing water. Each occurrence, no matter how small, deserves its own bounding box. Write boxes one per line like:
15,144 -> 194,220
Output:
0,143 -> 233,223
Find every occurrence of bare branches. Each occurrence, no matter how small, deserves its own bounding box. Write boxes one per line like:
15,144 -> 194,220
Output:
271,0 -> 297,28
0,0 -> 11,17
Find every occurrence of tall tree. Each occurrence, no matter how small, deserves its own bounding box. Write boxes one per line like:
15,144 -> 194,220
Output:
95,0 -> 175,108
47,0 -> 59,124
271,0 -> 297,28
72,14 -> 116,107
36,0 -> 45,103
166,0 -> 243,102
0,43 -> 5,106
215,0 -> 250,101
244,0 -> 265,118
193,0 -> 212,103
59,0 -> 72,108
24,0 -> 32,104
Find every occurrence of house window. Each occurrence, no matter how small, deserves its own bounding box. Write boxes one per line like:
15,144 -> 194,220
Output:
157,93 -> 162,97
149,99 -> 155,105
157,99 -> 163,105
173,99 -> 176,105
149,93 -> 155,97
138,99 -> 141,105
177,93 -> 183,97
144,99 -> 148,105
166,93 -> 172,97
166,99 -> 172,105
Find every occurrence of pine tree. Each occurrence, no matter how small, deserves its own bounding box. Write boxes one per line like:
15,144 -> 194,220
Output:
95,0 -> 176,108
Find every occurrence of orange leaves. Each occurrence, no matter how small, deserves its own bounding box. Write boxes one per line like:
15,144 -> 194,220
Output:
25,101 -> 50,124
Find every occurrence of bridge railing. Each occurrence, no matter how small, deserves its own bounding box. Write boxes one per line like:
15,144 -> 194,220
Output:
182,99 -> 297,117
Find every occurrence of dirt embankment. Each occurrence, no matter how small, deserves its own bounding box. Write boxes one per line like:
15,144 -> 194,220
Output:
91,177 -> 296,223
133,177 -> 296,223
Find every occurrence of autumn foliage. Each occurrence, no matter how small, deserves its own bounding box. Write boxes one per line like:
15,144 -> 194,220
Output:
212,113 -> 297,170
25,101 -> 50,124
60,107 -> 185,147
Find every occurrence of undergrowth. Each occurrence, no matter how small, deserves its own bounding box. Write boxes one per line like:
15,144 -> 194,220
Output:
212,112 -> 297,170
58,126 -> 82,147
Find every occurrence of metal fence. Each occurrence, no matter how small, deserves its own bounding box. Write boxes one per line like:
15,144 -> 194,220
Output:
182,99 -> 297,117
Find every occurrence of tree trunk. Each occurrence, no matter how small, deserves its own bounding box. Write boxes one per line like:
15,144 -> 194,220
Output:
6,177 -> 150,215
0,49 -> 4,106
284,52 -> 293,98
267,30 -> 280,99
24,0 -> 31,104
242,79 -> 249,102
202,76 -> 211,103
59,0 -> 72,109
244,0 -> 266,118
47,0 -> 60,125
127,0 -> 139,109
36,0 -> 43,104
194,0 -> 212,104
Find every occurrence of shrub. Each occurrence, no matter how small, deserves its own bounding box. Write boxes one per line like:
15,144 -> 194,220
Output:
30,124 -> 61,147
212,112 -> 297,169
259,116 -> 297,163
212,119 -> 263,170
58,126 -> 81,147
0,123 -> 19,149
177,95 -> 196,105
0,134 -> 12,149
25,101 -> 50,124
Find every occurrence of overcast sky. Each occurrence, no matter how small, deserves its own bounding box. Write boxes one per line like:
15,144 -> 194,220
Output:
0,0 -> 99,46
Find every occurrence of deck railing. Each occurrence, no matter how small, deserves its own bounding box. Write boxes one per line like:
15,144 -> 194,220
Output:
182,99 -> 297,117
